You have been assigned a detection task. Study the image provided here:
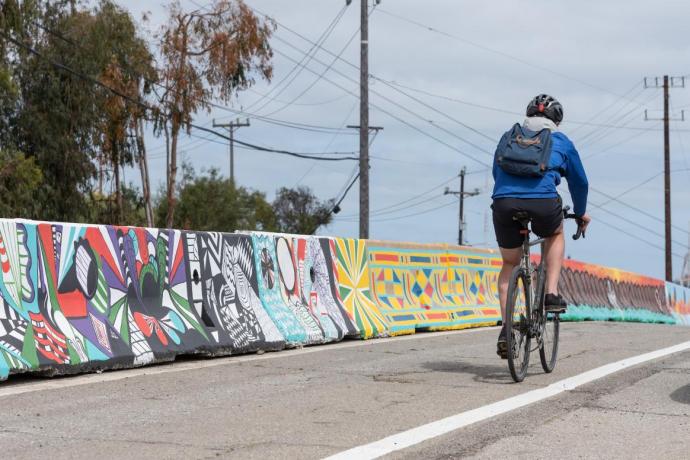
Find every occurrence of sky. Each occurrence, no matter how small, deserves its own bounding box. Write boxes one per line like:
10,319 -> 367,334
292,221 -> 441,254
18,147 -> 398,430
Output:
116,0 -> 690,281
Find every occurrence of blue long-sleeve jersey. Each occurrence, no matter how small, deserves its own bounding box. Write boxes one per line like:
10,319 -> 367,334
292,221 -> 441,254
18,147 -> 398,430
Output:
492,130 -> 589,216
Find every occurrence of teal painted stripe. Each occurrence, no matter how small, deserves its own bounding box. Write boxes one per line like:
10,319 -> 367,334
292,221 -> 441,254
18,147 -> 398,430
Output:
561,305 -> 677,324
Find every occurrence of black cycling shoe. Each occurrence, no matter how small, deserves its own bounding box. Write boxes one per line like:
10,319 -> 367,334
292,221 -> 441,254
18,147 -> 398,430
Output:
496,326 -> 508,359
545,293 -> 567,313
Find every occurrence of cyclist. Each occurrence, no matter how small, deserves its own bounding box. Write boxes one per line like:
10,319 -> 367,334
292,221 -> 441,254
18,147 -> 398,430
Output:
492,94 -> 591,357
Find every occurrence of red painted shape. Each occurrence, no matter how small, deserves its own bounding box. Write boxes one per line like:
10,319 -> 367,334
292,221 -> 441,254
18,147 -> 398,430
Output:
170,236 -> 185,281
426,313 -> 447,320
375,254 -> 399,262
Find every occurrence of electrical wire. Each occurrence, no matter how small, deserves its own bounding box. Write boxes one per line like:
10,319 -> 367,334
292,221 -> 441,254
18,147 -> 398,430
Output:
270,46 -> 491,168
590,185 -> 689,235
248,6 -> 495,161
247,4 -> 349,114
261,6 -> 370,118
375,8 -> 648,105
29,18 -> 358,136
337,173 -> 460,219
1,30 -> 359,162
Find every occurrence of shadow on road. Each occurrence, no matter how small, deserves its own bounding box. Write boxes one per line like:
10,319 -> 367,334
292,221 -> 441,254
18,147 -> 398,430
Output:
422,359 -> 518,385
670,384 -> 690,404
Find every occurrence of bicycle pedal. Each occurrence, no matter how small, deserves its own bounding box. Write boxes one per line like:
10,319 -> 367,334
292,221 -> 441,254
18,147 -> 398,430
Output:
545,307 -> 567,314
497,340 -> 508,359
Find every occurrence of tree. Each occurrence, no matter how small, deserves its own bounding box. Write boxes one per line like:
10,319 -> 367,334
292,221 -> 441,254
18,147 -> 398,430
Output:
155,163 -> 277,233
0,147 -> 42,218
272,186 -> 334,235
84,183 -> 147,227
2,1 -> 157,223
156,0 -> 275,228
93,1 -> 157,225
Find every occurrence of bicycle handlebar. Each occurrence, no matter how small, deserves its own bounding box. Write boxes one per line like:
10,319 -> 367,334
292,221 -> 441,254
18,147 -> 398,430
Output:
562,206 -> 586,240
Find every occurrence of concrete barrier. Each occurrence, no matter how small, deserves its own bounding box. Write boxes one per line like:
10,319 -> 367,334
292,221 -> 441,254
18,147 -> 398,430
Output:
332,237 -> 390,339
665,282 -> 690,326
558,259 -> 675,324
0,217 -> 687,381
367,241 -> 501,335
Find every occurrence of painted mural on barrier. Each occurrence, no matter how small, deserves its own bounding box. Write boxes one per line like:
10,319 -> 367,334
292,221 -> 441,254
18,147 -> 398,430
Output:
1,216 -> 689,382
665,282 -> 690,326
334,238 -> 389,339
0,220 -> 212,379
442,247 -> 502,325
558,259 -> 674,323
250,233 -> 308,345
188,232 -> 284,353
367,242 -> 501,335
297,237 -> 359,339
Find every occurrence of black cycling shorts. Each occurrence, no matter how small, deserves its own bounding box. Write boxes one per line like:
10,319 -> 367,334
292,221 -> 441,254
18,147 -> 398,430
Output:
492,197 -> 563,249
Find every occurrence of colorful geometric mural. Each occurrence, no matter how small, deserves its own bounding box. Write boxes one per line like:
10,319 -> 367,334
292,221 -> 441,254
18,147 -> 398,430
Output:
334,238 -> 389,339
367,241 -> 501,335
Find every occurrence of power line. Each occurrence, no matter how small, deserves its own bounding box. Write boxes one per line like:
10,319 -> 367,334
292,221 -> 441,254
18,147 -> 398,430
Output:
29,17 -> 358,137
337,196 -> 458,223
561,189 -> 687,256
260,6 -> 370,119
375,8 -> 647,104
590,185 -> 689,235
247,4 -> 349,115
247,6 -> 495,163
269,46 -> 490,168
338,173 -> 460,218
270,38 -> 494,161
567,82 -> 644,136
1,30 -> 359,163
246,88 -> 349,107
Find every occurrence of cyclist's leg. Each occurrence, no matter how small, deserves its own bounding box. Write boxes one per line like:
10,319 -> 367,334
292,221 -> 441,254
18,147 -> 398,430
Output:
491,198 -> 524,322
543,224 -> 564,295
528,197 -> 564,296
498,247 -> 521,321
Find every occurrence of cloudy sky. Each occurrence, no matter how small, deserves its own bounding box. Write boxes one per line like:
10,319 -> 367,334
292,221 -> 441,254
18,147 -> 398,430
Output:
118,0 -> 690,280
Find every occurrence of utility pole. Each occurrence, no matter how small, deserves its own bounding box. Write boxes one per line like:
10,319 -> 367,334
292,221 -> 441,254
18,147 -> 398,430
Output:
346,0 -> 380,238
358,0 -> 370,239
212,118 -> 250,185
445,167 -> 480,246
644,76 -> 686,281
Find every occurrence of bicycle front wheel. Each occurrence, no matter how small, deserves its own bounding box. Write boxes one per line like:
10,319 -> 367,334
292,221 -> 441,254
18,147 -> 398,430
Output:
539,311 -> 560,373
506,266 -> 531,383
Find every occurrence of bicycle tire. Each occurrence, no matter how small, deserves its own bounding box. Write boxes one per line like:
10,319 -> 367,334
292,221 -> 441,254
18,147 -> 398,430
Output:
506,266 -> 531,383
539,311 -> 560,373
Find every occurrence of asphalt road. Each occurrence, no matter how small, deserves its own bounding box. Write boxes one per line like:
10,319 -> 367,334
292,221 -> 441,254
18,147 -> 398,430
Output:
0,322 -> 688,459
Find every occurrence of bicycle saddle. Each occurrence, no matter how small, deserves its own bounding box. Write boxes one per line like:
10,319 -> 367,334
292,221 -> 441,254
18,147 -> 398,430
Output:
512,211 -> 531,226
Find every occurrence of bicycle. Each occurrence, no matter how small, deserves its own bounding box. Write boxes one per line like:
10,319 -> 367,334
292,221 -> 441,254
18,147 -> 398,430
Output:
504,206 -> 584,383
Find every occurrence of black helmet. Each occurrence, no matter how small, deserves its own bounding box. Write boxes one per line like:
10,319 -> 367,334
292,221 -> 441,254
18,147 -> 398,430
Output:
526,94 -> 564,125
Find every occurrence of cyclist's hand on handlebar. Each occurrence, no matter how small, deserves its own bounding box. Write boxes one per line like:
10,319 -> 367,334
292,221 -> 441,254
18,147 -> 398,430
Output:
572,213 -> 591,240
579,213 -> 591,232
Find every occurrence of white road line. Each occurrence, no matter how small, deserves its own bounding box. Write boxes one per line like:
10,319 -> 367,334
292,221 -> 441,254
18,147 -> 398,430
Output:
325,340 -> 690,460
0,326 -> 498,398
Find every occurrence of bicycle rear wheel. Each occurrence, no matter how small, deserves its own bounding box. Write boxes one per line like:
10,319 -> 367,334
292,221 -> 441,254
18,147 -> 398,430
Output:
506,267 -> 531,382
